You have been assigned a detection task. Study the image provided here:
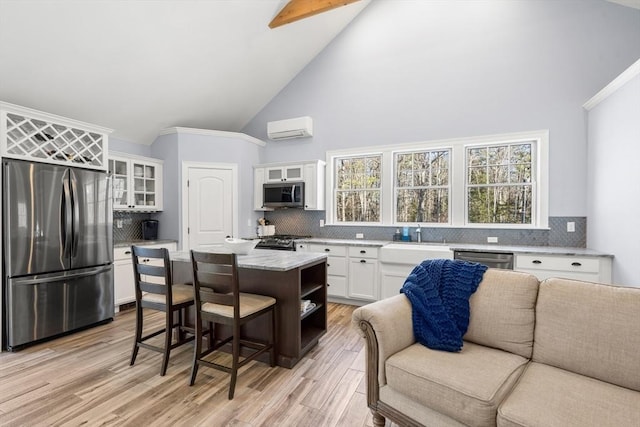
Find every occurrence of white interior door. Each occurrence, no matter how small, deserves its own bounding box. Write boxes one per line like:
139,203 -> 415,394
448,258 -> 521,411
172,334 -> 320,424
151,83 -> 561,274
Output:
185,165 -> 235,250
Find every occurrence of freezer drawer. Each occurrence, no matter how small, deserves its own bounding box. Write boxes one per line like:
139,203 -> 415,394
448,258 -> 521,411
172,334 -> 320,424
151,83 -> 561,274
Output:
5,265 -> 114,350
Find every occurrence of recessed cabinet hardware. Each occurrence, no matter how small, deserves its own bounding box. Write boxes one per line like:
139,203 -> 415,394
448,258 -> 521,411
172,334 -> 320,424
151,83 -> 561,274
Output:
360,250 -> 366,254
124,250 -> 131,255
571,262 -> 582,267
532,260 -> 542,264
360,259 -> 366,263
324,248 -> 330,252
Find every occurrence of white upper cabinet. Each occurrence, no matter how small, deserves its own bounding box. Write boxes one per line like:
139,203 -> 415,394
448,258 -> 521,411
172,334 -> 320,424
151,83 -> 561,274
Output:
265,164 -> 304,182
109,153 -> 163,211
303,160 -> 325,210
1,102 -> 111,170
255,160 -> 325,211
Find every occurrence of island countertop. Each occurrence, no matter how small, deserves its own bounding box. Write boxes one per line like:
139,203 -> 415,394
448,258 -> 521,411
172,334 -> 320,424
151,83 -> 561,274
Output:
170,249 -> 327,271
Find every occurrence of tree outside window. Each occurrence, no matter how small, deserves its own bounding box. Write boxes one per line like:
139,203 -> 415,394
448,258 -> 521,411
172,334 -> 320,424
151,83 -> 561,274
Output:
467,143 -> 533,224
335,155 -> 381,222
395,149 -> 450,223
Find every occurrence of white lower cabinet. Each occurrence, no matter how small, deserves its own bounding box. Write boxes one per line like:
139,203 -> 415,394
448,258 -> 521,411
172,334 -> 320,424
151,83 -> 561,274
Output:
304,244 -> 348,298
348,258 -> 379,301
301,243 -> 380,302
113,242 -> 177,308
114,247 -> 135,306
347,246 -> 379,301
380,264 -> 413,300
515,254 -> 612,283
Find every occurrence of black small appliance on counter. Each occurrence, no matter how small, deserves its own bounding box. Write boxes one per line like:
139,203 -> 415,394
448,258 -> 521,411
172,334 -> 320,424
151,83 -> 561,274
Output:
142,219 -> 159,240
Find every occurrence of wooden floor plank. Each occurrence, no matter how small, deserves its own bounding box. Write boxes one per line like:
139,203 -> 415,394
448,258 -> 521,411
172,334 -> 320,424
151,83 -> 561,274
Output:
0,303 -> 382,427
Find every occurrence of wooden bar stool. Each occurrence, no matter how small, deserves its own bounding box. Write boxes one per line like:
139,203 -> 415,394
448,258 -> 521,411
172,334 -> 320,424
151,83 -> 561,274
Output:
189,250 -> 276,399
129,245 -> 195,376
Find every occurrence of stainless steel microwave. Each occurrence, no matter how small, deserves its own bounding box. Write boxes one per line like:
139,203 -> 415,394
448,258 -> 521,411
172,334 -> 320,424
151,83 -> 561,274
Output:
263,182 -> 305,208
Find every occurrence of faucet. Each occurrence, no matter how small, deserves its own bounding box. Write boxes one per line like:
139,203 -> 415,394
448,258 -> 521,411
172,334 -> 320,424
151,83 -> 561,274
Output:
415,224 -> 422,243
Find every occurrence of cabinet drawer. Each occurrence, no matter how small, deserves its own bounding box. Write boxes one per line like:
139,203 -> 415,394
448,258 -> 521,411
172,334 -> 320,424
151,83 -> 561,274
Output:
114,247 -> 134,260
348,246 -> 379,259
327,256 -> 347,276
515,255 -> 599,273
307,244 -> 347,256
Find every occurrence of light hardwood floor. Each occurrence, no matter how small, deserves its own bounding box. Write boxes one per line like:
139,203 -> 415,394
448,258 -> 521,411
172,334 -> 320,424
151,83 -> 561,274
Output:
0,303 -> 398,427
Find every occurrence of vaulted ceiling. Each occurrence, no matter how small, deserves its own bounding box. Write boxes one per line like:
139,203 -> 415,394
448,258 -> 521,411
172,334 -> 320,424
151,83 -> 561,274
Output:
0,0 -> 369,144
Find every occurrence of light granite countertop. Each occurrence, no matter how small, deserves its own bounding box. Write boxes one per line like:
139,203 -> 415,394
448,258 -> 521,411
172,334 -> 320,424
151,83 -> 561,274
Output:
448,243 -> 613,257
297,238 -> 613,258
298,238 -> 389,247
115,239 -> 178,248
170,249 -> 327,271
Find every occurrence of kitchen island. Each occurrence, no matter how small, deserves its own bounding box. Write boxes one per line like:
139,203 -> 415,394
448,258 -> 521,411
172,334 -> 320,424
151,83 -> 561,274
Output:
171,249 -> 328,369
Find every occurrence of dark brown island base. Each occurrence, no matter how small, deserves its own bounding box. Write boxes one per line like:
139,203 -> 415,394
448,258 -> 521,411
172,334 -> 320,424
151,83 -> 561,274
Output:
170,249 -> 328,369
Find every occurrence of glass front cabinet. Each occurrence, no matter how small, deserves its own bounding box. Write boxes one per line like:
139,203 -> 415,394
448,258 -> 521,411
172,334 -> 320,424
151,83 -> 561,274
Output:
108,154 -> 163,211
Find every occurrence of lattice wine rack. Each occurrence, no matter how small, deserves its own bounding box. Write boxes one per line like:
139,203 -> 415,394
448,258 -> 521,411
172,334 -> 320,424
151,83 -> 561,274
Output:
1,103 -> 111,170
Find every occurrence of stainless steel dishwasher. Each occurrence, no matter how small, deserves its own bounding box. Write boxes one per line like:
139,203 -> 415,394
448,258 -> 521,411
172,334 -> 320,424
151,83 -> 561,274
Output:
454,251 -> 514,269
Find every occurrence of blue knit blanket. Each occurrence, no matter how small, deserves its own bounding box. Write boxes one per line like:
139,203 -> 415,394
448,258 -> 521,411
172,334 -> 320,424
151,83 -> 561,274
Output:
400,259 -> 487,352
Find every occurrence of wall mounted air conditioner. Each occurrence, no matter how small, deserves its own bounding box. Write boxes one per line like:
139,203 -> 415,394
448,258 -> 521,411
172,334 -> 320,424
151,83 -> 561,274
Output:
267,116 -> 313,140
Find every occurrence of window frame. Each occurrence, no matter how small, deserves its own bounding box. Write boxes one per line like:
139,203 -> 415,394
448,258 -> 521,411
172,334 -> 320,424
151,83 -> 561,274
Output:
332,153 -> 383,224
464,141 -> 537,227
325,130 -> 549,229
393,148 -> 452,225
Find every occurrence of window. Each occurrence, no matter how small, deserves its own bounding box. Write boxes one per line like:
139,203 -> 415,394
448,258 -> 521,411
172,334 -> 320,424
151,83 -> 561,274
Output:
466,143 -> 534,225
334,155 -> 382,223
326,130 -> 548,228
395,149 -> 450,223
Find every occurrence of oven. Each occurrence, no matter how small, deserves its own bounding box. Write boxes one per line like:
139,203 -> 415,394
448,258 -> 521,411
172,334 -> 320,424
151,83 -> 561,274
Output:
255,235 -> 310,251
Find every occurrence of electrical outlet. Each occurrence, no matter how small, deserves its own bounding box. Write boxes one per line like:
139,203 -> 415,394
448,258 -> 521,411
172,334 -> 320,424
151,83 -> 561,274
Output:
116,219 -> 123,229
319,219 -> 325,227
356,233 -> 364,239
487,236 -> 498,243
567,221 -> 575,232
247,219 -> 252,227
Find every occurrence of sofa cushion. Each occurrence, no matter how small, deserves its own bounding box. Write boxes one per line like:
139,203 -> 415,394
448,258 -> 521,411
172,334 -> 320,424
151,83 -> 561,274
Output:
464,269 -> 539,358
497,362 -> 640,427
533,278 -> 640,391
385,341 -> 528,427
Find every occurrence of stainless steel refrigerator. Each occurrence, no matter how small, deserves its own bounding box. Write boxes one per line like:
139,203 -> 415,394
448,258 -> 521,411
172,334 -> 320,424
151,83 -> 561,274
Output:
3,159 -> 114,350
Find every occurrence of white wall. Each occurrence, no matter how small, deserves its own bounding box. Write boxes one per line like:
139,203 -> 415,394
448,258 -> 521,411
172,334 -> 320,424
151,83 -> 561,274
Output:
151,131 -> 265,246
586,71 -> 640,287
109,137 -> 152,158
242,0 -> 640,218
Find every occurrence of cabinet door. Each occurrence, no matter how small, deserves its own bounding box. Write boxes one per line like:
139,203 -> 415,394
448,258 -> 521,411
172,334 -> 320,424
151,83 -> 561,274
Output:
254,168 -> 271,211
303,163 -> 317,209
132,161 -> 159,209
265,165 -> 304,182
327,275 -> 347,298
109,157 -> 130,209
348,259 -> 379,301
114,258 -> 135,305
109,156 -> 163,211
266,167 -> 284,182
284,165 -> 303,181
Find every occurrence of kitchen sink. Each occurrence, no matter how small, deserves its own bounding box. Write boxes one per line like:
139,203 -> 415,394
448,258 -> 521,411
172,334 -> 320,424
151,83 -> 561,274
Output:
380,243 -> 453,264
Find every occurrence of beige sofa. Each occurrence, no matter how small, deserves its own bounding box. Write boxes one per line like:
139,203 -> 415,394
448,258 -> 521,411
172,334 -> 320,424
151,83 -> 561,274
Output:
352,269 -> 640,427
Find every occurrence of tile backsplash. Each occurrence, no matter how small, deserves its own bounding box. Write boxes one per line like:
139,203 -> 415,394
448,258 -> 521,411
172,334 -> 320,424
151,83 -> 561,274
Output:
113,211 -> 155,242
263,210 -> 587,247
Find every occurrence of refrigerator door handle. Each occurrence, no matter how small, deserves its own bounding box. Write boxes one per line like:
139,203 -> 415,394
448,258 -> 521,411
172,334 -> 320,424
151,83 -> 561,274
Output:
62,169 -> 73,258
11,265 -> 113,286
70,169 -> 80,257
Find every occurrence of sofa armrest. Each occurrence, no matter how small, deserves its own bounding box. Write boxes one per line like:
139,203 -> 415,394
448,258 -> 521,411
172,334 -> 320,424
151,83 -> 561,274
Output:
352,294 -> 415,400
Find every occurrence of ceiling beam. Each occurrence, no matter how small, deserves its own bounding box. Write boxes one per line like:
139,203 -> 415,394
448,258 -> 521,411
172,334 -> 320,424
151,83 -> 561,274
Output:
269,0 -> 361,29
